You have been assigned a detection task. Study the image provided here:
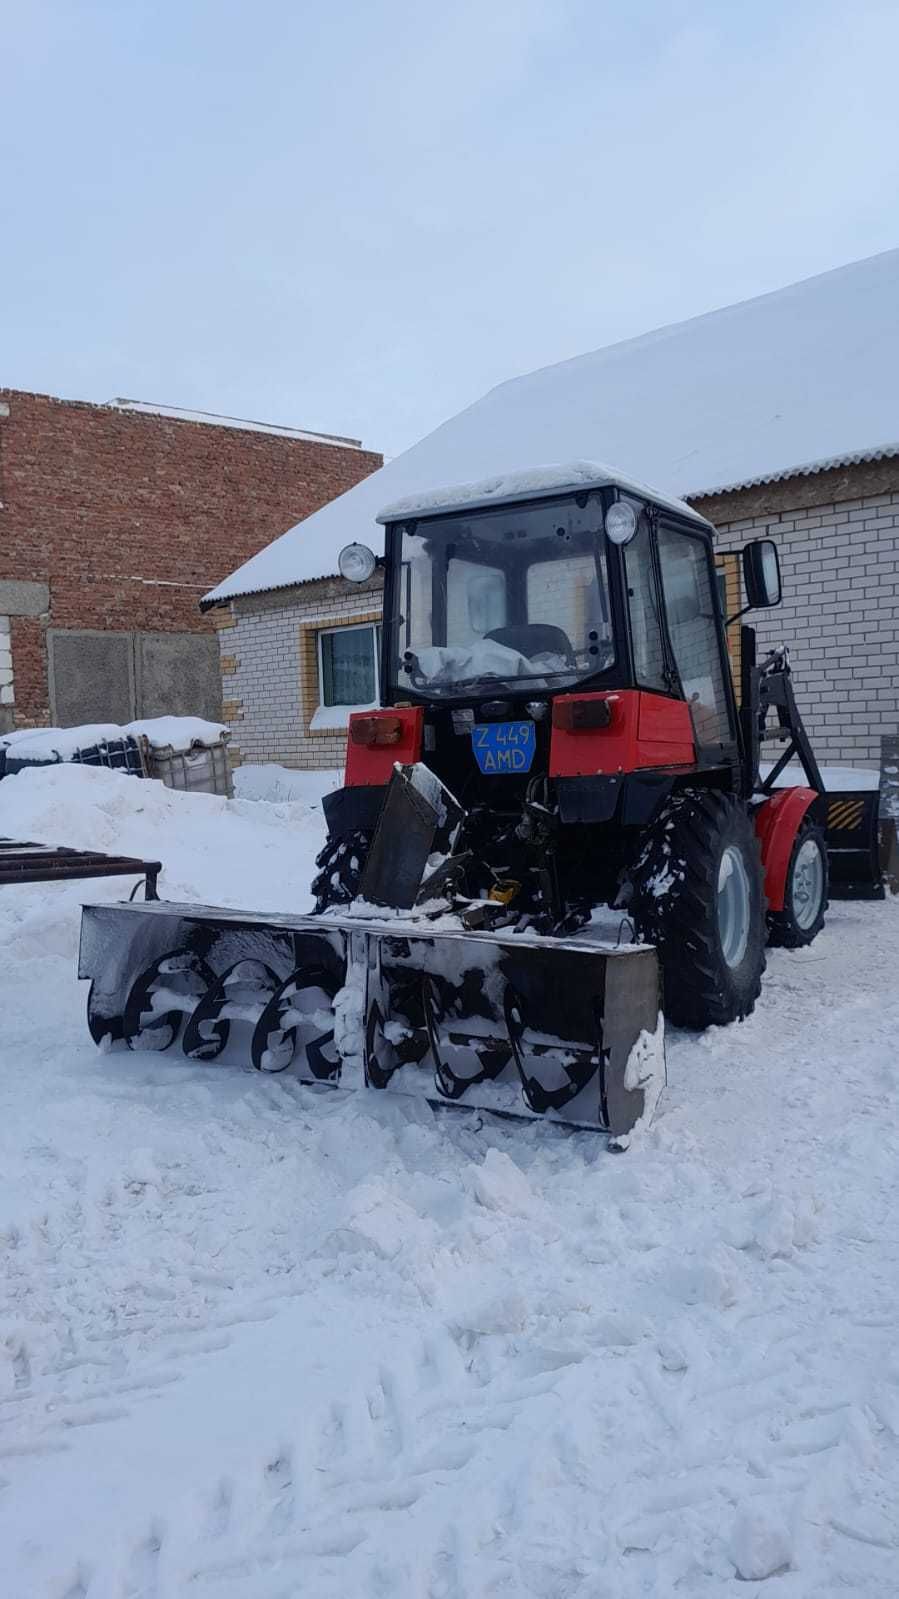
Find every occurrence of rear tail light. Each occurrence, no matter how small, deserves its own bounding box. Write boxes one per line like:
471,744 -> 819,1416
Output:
551,696 -> 613,732
349,714 -> 403,747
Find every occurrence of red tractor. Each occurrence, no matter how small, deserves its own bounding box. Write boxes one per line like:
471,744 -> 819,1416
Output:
80,465 -> 882,1140
313,464 -> 831,1030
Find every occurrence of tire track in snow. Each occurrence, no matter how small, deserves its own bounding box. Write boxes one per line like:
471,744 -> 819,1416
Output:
1,867 -> 899,1593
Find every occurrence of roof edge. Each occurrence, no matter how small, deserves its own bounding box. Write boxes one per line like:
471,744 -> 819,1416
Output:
689,442 -> 899,501
201,570 -> 347,609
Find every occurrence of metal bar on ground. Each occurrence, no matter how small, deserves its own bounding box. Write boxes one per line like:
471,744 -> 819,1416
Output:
0,841 -> 161,891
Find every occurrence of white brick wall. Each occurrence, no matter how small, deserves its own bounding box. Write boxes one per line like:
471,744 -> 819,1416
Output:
218,579 -> 383,771
715,492 -> 899,767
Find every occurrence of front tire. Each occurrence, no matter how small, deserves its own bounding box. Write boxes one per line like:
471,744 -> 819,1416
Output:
767,816 -> 828,948
627,790 -> 766,1030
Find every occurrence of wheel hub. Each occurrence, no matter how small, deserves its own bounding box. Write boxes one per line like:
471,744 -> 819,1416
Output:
717,845 -> 751,968
791,836 -> 824,929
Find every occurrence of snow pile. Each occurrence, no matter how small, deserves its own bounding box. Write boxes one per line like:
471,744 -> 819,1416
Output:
234,762 -> 341,806
309,701 -> 377,733
0,765 -> 323,950
729,1504 -> 793,1580
0,764 -> 898,1595
0,715 -> 228,763
125,715 -> 229,752
0,722 -> 123,759
760,761 -> 881,790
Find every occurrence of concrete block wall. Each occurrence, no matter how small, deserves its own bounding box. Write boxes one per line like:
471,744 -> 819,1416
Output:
217,572 -> 384,771
713,492 -> 899,767
0,617 -> 13,732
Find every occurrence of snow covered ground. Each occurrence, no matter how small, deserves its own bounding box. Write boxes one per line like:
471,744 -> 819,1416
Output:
1,766 -> 898,1597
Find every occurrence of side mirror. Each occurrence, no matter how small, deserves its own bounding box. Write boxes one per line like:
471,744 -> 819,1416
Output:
742,538 -> 781,610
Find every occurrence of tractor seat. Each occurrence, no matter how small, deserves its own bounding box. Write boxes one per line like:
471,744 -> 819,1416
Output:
485,624 -> 576,667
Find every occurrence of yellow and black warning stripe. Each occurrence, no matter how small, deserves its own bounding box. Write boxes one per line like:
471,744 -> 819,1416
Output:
827,798 -> 866,832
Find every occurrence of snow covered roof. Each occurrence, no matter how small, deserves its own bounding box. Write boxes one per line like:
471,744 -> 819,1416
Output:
111,399 -> 364,450
205,248 -> 899,604
376,461 -> 712,528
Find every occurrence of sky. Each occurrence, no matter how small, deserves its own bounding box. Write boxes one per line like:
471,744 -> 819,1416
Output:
3,0 -> 899,461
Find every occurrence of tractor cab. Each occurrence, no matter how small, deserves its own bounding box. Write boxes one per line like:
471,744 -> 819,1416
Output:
347,466 -> 781,792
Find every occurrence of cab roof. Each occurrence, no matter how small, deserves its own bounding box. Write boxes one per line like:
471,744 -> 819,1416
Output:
376,461 -> 714,530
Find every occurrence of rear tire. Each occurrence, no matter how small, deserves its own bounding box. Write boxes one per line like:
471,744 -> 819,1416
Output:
767,816 -> 828,948
311,829 -> 370,912
627,790 -> 766,1030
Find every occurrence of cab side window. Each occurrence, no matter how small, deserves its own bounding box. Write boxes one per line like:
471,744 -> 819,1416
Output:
657,525 -> 732,746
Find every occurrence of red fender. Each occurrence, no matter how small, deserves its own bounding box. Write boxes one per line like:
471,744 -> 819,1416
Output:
754,786 -> 820,911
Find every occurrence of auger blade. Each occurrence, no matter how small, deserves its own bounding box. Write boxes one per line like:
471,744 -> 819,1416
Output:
81,904 -> 347,1072
362,923 -> 664,1135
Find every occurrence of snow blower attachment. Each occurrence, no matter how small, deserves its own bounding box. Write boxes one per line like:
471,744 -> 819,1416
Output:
80,462 -> 889,1139
79,765 -> 664,1138
80,903 -> 662,1134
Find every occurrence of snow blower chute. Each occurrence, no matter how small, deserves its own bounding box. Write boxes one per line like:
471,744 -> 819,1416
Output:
80,463 -> 888,1139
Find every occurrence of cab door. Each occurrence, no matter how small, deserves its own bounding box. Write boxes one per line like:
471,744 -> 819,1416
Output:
656,522 -> 736,750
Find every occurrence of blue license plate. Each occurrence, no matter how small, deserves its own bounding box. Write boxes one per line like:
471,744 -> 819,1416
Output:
471,720 -> 536,774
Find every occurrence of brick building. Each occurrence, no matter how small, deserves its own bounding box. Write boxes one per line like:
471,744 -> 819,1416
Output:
0,390 -> 381,734
206,249 -> 899,771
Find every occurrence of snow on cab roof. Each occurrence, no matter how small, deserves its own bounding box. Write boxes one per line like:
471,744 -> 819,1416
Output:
376,461 -> 712,527
205,247 -> 899,605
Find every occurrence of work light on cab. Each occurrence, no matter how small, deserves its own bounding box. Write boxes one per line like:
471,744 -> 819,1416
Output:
604,500 -> 638,544
338,542 -> 377,582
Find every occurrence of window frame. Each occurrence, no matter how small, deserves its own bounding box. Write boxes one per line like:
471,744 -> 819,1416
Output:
385,494 -> 618,702
316,620 -> 381,710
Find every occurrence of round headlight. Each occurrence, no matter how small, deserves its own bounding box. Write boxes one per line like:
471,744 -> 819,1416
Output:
338,542 -> 377,583
605,501 -> 638,545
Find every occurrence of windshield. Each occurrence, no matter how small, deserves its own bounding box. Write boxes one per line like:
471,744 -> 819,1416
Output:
390,494 -> 614,698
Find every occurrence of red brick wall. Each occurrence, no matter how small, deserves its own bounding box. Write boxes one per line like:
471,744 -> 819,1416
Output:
0,389 -> 381,725
8,619 -> 44,724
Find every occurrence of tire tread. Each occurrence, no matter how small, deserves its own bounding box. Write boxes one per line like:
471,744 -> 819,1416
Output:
628,789 -> 767,1030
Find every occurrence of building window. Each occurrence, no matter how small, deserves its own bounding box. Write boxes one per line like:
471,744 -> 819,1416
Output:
317,623 -> 381,709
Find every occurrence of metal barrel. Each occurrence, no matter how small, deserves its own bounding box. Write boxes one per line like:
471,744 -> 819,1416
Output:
79,901 -> 664,1138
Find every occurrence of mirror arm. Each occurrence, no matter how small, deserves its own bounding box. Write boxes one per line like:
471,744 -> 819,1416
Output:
725,603 -> 753,629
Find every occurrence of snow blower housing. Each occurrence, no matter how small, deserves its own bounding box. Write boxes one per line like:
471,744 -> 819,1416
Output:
80,465 -> 885,1140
